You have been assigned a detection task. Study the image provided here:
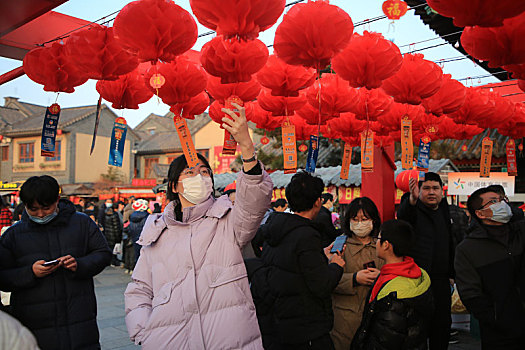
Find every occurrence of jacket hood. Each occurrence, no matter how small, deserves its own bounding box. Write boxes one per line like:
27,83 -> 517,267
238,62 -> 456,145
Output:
262,212 -> 313,246
130,210 -> 149,223
377,267 -> 431,301
21,199 -> 76,227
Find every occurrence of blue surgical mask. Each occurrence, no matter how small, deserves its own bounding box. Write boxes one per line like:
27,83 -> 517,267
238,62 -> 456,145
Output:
105,203 -> 113,208
489,201 -> 512,224
26,208 -> 58,225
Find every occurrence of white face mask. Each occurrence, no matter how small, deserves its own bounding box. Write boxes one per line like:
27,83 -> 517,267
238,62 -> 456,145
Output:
180,174 -> 213,205
489,201 -> 512,224
350,220 -> 374,238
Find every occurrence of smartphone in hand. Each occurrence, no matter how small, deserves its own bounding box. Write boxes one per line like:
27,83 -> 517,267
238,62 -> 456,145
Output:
42,259 -> 60,267
330,235 -> 347,254
363,261 -> 376,269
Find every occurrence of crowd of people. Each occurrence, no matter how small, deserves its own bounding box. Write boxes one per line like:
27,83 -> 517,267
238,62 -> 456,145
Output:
0,103 -> 523,350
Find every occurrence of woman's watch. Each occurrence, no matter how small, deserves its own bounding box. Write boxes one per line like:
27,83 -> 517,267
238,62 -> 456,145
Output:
241,151 -> 257,163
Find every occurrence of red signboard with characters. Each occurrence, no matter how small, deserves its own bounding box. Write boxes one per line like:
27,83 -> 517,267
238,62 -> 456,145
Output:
213,145 -> 239,174
131,178 -> 157,187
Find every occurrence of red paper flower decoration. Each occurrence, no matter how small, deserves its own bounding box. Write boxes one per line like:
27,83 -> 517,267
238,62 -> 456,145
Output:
332,31 -> 403,90
200,36 -> 269,84
474,92 -> 515,129
448,87 -> 495,126
326,112 -> 367,139
295,103 -> 334,125
113,0 -> 197,62
461,13 -> 525,68
206,76 -> 261,103
65,24 -> 139,81
144,57 -> 207,105
96,69 -> 153,109
274,1 -> 354,69
169,91 -> 210,119
503,63 -> 525,79
519,80 -> 525,92
23,42 -> 88,93
421,74 -> 466,116
382,53 -> 443,105
256,55 -> 316,97
498,104 -> 525,139
382,0 -> 408,20
190,0 -> 285,40
306,74 -> 360,117
289,115 -> 317,140
246,102 -> 284,131
351,88 -> 393,121
427,0 -> 525,27
257,89 -> 307,116
437,117 -> 483,140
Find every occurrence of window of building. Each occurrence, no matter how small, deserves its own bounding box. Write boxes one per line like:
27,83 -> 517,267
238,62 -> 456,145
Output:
147,127 -> 156,135
1,146 -> 8,161
144,157 -> 159,178
45,140 -> 61,161
19,143 -> 34,163
167,153 -> 183,164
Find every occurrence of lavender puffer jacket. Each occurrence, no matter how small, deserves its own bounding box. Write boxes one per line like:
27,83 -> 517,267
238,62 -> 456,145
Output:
124,168 -> 272,349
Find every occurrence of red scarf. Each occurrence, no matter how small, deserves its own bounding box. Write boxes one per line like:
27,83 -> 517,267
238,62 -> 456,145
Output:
369,256 -> 421,303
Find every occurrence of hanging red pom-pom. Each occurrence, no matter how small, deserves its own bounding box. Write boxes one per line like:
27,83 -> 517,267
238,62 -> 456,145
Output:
382,0 -> 408,20
169,91 -> 210,119
332,31 -> 403,90
274,1 -> 354,69
306,73 -> 360,116
421,74 -> 466,116
200,36 -> 269,84
96,69 -> 153,109
23,42 -> 88,93
461,13 -> 525,68
351,88 -> 393,121
65,24 -> 139,81
190,0 -> 285,40
427,0 -> 525,27
206,76 -> 261,103
256,55 -> 316,97
144,57 -> 207,105
257,89 -> 307,116
113,0 -> 197,62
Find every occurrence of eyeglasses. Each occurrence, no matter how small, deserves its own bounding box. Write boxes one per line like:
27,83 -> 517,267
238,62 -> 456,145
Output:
181,167 -> 211,177
477,198 -> 501,211
350,218 -> 371,223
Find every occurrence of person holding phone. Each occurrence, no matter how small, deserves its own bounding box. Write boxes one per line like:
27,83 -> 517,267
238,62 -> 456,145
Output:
331,197 -> 384,350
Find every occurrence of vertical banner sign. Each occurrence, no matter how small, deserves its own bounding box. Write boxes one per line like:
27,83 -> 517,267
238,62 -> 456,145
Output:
41,103 -> 61,157
90,96 -> 103,155
416,136 -> 431,176
506,139 -> 517,176
401,118 -> 413,170
340,142 -> 353,180
108,117 -> 127,167
361,130 -> 374,172
222,96 -> 243,155
480,137 -> 493,178
282,123 -> 297,174
174,117 -> 199,168
306,135 -> 319,173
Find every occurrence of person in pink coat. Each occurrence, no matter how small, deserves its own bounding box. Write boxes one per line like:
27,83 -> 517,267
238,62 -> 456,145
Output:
124,103 -> 273,349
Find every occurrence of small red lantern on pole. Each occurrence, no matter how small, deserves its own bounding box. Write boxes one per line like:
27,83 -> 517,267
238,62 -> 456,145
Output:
298,144 -> 308,152
382,0 -> 408,20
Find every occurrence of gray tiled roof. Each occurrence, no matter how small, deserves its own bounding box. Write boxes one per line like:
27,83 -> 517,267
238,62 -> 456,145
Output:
136,131 -> 182,154
0,106 -> 27,129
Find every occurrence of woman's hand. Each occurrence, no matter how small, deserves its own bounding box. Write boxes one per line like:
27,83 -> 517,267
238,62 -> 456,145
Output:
355,268 -> 380,286
222,103 -> 257,172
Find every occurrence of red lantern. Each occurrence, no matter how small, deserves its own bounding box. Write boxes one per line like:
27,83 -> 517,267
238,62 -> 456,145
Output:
190,0 -> 285,40
382,0 -> 408,20
57,129 -> 63,136
296,103 -> 334,126
382,53 -> 443,105
396,169 -> 419,193
200,36 -> 269,84
332,31 -> 403,90
448,87 -> 495,126
497,103 -> 525,139
289,115 -> 318,140
113,0 -> 197,62
436,117 -> 482,140
412,113 -> 443,141
475,91 -> 515,129
461,13 -> 525,68
461,144 -> 468,152
519,79 -> 525,92
246,102 -> 284,131
96,69 -> 153,109
327,112 -> 367,139
306,74 -> 360,117
519,143 -> 524,152
298,144 -> 308,152
504,63 -> 525,79
427,0 -> 525,27
65,24 -> 139,81
256,55 -> 316,97
274,1 -> 354,70
258,89 -> 307,116
421,74 -> 466,116
144,57 -> 207,105
206,76 -> 261,103
261,136 -> 270,145
23,42 -> 88,93
169,91 -> 210,119
351,88 -> 393,121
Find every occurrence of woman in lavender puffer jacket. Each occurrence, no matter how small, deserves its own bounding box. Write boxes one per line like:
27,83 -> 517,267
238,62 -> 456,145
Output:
124,103 -> 273,349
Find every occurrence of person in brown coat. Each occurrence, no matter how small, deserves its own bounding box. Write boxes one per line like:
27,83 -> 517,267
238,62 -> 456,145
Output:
331,197 -> 385,350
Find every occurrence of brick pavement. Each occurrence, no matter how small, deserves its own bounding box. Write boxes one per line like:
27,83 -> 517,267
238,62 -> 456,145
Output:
94,267 -> 480,350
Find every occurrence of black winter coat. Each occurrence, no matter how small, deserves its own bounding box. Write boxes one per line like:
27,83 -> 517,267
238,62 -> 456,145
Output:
250,212 -> 344,346
0,199 -> 111,350
100,210 -> 122,247
454,220 -> 525,349
312,206 -> 340,248
126,210 -> 148,242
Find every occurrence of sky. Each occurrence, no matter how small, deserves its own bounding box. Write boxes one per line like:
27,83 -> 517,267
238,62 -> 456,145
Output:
0,0 -> 499,127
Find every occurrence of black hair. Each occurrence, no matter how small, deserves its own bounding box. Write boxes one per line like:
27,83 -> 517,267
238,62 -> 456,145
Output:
467,187 -> 497,221
153,203 -> 162,213
321,193 -> 334,204
166,153 -> 214,221
224,189 -> 236,196
379,220 -> 415,257
116,201 -> 125,206
343,196 -> 381,238
418,172 -> 443,189
20,175 -> 60,207
486,184 -> 505,197
0,196 -> 8,209
285,171 -> 324,213
271,198 -> 288,209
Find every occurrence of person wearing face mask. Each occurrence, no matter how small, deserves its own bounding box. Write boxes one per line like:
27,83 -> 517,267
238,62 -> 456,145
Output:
455,187 -> 525,350
330,197 -> 384,350
124,103 -> 273,349
0,175 -> 111,349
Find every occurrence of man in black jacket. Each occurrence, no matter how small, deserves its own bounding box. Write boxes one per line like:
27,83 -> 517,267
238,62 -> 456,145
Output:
250,171 -> 345,350
397,172 -> 455,349
455,187 -> 525,350
312,192 -> 340,248
0,175 -> 112,350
